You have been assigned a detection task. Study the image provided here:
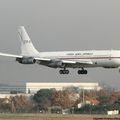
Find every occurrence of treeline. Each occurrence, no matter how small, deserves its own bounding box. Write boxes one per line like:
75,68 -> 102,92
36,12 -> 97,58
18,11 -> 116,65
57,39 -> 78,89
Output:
0,95 -> 33,113
0,87 -> 120,114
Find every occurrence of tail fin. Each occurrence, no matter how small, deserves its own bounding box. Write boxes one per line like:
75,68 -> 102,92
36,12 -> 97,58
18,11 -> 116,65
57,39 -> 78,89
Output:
18,26 -> 39,56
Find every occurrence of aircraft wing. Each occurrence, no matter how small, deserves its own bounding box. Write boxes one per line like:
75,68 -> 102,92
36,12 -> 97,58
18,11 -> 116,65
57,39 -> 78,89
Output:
36,57 -> 93,64
0,53 -> 93,67
35,57 -> 93,67
0,52 -> 22,58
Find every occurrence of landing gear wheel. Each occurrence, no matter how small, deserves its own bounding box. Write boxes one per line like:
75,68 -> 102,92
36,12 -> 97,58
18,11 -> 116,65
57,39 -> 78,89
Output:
84,70 -> 87,74
62,70 -> 66,74
78,70 -> 81,74
66,70 -> 69,74
77,69 -> 88,75
59,70 -> 69,74
59,70 -> 63,74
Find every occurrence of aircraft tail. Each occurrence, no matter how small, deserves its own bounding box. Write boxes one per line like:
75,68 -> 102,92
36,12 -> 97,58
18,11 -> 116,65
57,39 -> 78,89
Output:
18,26 -> 39,56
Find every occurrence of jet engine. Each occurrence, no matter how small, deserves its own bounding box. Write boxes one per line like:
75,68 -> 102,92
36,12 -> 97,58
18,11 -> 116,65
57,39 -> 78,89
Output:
48,61 -> 64,68
16,57 -> 36,64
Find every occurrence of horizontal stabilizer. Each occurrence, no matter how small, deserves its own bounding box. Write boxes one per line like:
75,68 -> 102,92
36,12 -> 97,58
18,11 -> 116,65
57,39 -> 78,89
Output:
0,52 -> 22,58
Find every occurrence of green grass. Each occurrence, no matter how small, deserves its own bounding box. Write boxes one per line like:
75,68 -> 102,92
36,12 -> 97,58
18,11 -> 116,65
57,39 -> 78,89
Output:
0,114 -> 119,120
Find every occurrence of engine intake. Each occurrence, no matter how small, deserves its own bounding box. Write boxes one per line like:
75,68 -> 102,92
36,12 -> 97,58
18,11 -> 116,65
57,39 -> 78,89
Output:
16,57 -> 36,64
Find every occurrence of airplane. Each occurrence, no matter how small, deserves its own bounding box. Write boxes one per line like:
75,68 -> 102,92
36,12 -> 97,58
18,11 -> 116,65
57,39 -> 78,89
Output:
0,26 -> 120,75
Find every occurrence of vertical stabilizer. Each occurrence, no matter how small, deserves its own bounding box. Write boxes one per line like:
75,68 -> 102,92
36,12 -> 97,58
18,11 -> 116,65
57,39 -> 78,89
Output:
18,26 -> 39,56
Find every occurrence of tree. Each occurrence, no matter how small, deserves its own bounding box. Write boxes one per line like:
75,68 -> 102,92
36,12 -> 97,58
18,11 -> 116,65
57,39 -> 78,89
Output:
97,96 -> 110,105
0,98 -> 11,112
33,89 -> 54,111
64,86 -> 80,94
10,95 -> 33,113
52,90 -> 75,108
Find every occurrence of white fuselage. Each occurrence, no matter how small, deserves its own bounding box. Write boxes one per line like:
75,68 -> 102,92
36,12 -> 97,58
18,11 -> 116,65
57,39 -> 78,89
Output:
39,50 -> 120,68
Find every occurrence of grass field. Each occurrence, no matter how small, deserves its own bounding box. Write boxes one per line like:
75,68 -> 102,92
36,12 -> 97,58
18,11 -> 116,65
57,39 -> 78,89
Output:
0,114 -> 119,120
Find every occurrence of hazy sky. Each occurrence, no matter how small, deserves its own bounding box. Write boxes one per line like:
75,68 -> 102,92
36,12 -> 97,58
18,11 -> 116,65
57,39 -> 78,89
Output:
0,0 -> 120,88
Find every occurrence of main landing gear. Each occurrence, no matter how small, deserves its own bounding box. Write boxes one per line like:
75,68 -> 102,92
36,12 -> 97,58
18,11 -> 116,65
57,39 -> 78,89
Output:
59,68 -> 88,75
77,68 -> 88,75
59,69 -> 69,74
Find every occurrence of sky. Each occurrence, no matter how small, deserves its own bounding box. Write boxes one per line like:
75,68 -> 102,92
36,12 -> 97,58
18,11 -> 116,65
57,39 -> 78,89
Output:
0,0 -> 120,88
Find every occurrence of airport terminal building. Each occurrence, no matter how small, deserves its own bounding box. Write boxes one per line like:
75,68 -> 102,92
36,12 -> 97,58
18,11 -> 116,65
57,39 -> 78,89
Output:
26,82 -> 101,94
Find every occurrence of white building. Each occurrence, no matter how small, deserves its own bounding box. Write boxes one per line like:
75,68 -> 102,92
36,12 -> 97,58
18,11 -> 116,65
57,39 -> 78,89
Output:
26,82 -> 101,94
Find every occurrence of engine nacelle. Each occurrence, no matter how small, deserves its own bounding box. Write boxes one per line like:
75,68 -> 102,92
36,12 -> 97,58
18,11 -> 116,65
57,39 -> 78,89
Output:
48,61 -> 64,68
16,57 -> 36,64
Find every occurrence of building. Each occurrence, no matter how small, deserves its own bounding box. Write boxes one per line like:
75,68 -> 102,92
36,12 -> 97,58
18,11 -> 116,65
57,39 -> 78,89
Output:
26,82 -> 101,94
0,84 -> 25,94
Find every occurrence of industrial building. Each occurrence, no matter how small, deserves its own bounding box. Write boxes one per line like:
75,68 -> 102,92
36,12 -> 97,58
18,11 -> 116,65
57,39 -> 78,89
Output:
0,84 -> 25,94
26,82 -> 101,94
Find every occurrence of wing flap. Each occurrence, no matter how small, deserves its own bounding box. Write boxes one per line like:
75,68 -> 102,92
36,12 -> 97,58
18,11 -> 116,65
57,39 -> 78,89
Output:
62,60 -> 93,65
62,60 -> 76,64
35,57 -> 51,61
